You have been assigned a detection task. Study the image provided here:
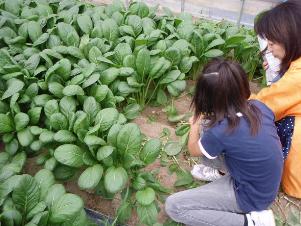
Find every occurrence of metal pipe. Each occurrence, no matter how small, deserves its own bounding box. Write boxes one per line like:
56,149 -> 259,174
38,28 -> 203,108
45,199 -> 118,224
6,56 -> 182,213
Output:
237,0 -> 246,26
181,0 -> 185,12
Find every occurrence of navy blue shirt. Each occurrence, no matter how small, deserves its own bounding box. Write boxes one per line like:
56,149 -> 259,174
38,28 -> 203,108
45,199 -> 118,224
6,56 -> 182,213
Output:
200,100 -> 283,212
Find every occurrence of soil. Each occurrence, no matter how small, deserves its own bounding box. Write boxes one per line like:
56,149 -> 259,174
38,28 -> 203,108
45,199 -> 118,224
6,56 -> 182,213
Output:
21,81 -> 301,225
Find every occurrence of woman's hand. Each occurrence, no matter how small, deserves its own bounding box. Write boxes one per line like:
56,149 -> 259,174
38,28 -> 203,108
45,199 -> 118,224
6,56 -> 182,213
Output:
263,60 -> 269,71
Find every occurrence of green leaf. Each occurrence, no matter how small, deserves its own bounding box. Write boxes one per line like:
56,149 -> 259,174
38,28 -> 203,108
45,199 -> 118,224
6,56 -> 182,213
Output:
0,101 -> 9,114
137,202 -> 158,226
167,80 -> 186,97
33,94 -> 52,107
174,170 -> 193,187
90,84 -> 109,102
175,124 -> 190,136
17,128 -> 34,147
83,97 -> 100,121
30,140 -> 42,152
179,56 -> 198,73
2,79 -> 24,100
45,157 -> 57,171
5,0 -> 22,15
116,201 -> 132,223
0,114 -> 14,133
54,144 -> 84,168
0,175 -> 22,204
119,25 -> 135,37
33,33 -> 49,46
114,43 -> 132,65
82,152 -> 98,166
26,201 -> 47,221
50,113 -> 68,130
136,187 -> 156,206
120,67 -> 135,77
50,193 -> 83,223
5,139 -> 19,156
97,146 -> 115,161
67,46 -> 84,59
77,14 -> 93,34
25,83 -> 39,98
39,130 -> 54,143
159,70 -> 181,85
204,49 -> 224,58
123,103 -> 141,120
118,82 -> 137,97
117,123 -> 141,155
25,54 -> 40,72
53,165 -> 76,181
59,96 -> 77,117
54,130 -> 77,143
127,15 -> 142,36
95,108 -> 119,132
140,138 -> 161,164
164,47 -> 181,66
100,67 -> 120,85
84,135 -> 106,146
28,107 -> 42,125
44,100 -> 59,119
27,21 -> 42,42
48,82 -> 64,98
45,184 -> 66,208
206,38 -> 225,50
225,35 -> 246,47
129,2 -> 149,18
123,55 -> 136,68
136,48 -> 150,77
12,175 -> 40,216
101,18 -> 119,42
30,126 -> 43,135
88,46 -> 102,64
34,169 -> 55,200
63,85 -> 85,96
156,89 -> 168,105
14,112 -> 29,131
107,124 -> 122,146
73,112 -> 89,134
78,164 -> 103,190
124,154 -> 145,169
164,141 -> 182,156
104,166 -> 128,194
82,73 -> 100,89
57,22 -> 80,47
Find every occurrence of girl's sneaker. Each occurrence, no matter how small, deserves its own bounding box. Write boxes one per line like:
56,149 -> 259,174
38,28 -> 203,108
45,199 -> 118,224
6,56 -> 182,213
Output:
190,164 -> 223,181
246,210 -> 276,226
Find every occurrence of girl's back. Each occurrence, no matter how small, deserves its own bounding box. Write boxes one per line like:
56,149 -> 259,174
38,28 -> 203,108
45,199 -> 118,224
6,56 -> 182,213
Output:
201,99 -> 283,212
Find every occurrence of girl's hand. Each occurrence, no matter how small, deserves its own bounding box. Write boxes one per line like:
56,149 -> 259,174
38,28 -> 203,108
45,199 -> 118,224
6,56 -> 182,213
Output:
189,116 -> 195,125
189,116 -> 202,126
263,60 -> 269,71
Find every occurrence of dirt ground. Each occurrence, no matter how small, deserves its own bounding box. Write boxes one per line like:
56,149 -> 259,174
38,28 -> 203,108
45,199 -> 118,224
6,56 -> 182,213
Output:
22,81 -> 301,225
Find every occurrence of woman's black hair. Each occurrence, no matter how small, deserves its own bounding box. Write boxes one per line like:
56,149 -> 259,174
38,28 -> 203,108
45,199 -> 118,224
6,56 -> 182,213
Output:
255,0 -> 301,74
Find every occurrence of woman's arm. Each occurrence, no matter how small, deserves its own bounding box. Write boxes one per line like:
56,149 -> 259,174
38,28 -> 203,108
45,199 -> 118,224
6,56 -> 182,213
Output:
251,71 -> 301,121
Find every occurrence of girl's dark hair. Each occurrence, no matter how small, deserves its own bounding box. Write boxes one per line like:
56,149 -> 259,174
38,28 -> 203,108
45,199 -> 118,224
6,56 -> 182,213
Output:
192,58 -> 262,136
255,0 -> 301,74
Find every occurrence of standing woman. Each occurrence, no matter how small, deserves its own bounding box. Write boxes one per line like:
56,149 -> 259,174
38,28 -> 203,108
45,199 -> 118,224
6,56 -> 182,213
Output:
253,0 -> 301,198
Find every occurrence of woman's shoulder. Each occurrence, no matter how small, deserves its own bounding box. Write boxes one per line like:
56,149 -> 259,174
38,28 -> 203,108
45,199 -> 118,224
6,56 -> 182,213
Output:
288,56 -> 301,72
249,99 -> 274,118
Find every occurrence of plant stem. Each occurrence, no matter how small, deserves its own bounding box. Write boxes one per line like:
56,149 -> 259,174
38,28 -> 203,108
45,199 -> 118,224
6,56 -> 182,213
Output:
145,82 -> 160,106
